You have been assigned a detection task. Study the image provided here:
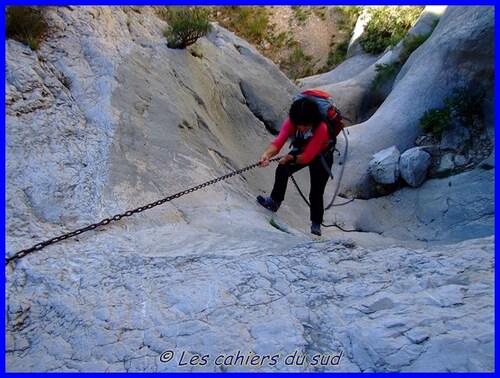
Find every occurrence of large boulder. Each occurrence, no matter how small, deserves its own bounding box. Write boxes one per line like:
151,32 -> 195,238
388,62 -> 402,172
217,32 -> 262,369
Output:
399,147 -> 432,187
368,146 -> 400,185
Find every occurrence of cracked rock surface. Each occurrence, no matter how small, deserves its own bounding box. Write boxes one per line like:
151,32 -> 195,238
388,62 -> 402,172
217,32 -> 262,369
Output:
6,236 -> 493,372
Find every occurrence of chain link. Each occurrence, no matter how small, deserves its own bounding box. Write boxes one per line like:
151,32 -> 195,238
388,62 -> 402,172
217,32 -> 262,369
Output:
6,158 -> 280,265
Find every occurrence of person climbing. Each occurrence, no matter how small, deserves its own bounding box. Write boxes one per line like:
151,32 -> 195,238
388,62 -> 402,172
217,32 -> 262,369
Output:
257,96 -> 334,236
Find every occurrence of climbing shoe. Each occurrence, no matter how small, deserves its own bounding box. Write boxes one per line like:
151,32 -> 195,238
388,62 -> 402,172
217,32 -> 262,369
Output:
311,222 -> 322,236
257,195 -> 281,212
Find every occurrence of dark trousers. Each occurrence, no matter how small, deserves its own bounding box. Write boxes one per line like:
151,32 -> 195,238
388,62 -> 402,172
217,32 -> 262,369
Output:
270,152 -> 333,224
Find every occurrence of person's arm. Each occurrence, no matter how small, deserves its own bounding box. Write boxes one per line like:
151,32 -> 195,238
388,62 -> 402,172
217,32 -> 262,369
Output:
276,123 -> 329,165
259,118 -> 294,167
259,144 -> 278,167
299,122 -> 330,164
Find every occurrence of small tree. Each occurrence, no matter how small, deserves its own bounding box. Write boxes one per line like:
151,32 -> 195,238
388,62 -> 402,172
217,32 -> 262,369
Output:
162,7 -> 211,49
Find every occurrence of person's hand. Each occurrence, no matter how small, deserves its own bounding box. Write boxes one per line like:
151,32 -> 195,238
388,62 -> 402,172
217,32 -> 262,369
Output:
279,154 -> 295,165
259,156 -> 270,167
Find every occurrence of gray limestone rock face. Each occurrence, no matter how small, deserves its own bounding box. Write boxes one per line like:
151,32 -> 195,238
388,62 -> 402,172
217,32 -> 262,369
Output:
333,161 -> 494,243
4,5 -> 494,374
324,6 -> 493,199
5,235 -> 494,372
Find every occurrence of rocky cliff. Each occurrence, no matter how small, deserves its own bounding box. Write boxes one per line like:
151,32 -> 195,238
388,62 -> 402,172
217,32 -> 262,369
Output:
302,6 -> 494,199
5,6 -> 494,372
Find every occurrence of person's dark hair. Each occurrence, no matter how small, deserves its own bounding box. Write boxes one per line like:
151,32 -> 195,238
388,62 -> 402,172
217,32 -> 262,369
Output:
289,97 -> 323,129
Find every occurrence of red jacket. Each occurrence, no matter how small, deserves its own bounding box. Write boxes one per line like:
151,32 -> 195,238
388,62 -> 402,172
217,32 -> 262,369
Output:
271,118 -> 330,164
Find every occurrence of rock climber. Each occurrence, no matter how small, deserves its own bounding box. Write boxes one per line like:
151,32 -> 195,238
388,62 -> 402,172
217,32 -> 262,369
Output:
257,96 -> 334,236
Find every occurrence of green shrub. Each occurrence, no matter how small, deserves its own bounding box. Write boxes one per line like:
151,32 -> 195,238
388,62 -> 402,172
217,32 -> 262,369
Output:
445,86 -> 486,123
399,32 -> 431,62
6,6 -> 48,50
326,40 -> 349,67
281,47 -> 314,80
205,6 -> 360,79
269,218 -> 291,234
189,47 -> 204,58
419,107 -> 452,137
312,6 -> 327,21
371,32 -> 432,90
240,7 -> 269,42
291,6 -> 311,23
419,85 -> 486,137
316,39 -> 349,75
359,6 -> 424,54
267,31 -> 288,48
336,6 -> 362,30
210,6 -> 270,45
161,7 -> 212,49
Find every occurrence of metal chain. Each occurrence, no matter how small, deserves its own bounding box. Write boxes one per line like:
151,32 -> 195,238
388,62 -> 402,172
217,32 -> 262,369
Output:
6,158 -> 281,265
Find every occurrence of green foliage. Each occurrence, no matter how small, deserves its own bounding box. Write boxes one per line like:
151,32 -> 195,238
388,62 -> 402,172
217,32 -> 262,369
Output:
399,32 -> 432,62
207,6 -> 359,80
419,86 -> 486,137
371,32 -> 432,90
359,6 -> 424,54
326,40 -> 349,67
189,47 -> 204,58
267,31 -> 288,48
6,6 -> 48,50
316,39 -> 349,75
269,218 -> 291,234
312,6 -> 328,21
161,7 -> 212,49
336,6 -> 362,29
445,87 -> 486,123
312,7 -> 359,75
419,107 -> 452,137
281,47 -> 314,81
291,6 -> 311,23
210,6 -> 270,44
235,6 -> 269,42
